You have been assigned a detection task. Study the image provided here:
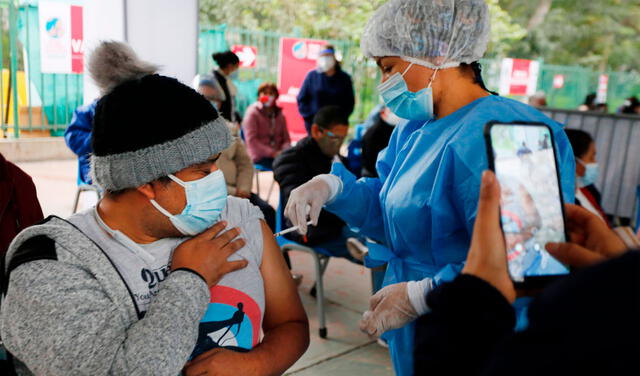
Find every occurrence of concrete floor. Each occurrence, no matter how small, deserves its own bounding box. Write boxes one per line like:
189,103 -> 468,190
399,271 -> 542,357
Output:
17,159 -> 393,376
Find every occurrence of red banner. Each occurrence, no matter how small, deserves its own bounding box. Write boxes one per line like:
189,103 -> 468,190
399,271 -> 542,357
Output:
499,58 -> 540,97
277,37 -> 327,142
509,59 -> 531,96
70,5 -> 83,73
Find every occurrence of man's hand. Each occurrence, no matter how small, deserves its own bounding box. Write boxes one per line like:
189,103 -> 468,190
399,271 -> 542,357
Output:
171,221 -> 247,287
546,204 -> 627,267
184,348 -> 249,376
462,171 -> 515,303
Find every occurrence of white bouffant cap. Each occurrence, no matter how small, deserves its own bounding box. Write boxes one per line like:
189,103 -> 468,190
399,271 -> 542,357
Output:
360,0 -> 490,69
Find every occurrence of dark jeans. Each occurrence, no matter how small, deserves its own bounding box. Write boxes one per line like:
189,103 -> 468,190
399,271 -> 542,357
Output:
248,193 -> 276,232
254,158 -> 274,170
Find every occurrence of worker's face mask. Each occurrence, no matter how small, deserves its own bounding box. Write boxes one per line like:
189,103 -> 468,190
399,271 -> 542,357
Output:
378,62 -> 438,122
317,56 -> 336,73
577,159 -> 599,188
150,170 -> 228,236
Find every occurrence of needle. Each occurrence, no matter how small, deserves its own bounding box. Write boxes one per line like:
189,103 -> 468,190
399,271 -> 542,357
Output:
274,221 -> 314,237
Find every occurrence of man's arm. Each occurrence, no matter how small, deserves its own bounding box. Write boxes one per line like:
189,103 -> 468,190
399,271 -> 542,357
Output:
2,260 -> 209,376
184,221 -> 309,376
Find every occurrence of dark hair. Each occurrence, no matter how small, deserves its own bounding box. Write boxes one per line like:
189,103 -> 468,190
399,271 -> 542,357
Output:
461,62 -> 498,96
212,51 -> 240,69
565,129 -> 593,158
257,82 -> 279,99
313,105 -> 348,129
106,175 -> 172,197
583,93 -> 597,106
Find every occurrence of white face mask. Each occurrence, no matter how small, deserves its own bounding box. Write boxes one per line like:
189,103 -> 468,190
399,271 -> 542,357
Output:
317,56 -> 336,73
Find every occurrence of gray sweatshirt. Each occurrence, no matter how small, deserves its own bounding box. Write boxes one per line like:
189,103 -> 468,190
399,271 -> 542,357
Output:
1,215 -> 209,376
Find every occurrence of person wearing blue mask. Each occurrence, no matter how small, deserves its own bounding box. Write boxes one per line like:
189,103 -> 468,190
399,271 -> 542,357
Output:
284,0 -> 576,374
297,45 -> 355,134
212,50 -> 241,123
1,71 -> 309,374
565,129 -> 609,226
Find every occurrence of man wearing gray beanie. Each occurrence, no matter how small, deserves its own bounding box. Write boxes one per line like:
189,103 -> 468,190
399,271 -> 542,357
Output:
64,41 -> 159,186
1,56 -> 308,374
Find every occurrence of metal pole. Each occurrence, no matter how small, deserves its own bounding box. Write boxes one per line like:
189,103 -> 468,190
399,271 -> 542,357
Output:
8,0 -> 20,138
25,2 -> 32,130
0,5 -> 5,136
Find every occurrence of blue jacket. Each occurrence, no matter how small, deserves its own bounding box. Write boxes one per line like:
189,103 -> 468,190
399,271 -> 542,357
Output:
325,95 -> 576,376
64,100 -> 97,184
297,69 -> 355,129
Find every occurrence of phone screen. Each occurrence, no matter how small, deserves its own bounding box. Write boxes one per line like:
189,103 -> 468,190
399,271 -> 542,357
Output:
488,123 -> 569,282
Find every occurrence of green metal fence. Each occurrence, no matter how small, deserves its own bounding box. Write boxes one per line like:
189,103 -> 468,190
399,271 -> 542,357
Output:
0,0 -> 83,139
3,12 -> 640,138
200,25 -> 640,124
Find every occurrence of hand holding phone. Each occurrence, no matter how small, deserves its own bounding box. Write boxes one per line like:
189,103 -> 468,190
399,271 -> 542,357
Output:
485,122 -> 570,288
462,170 -> 516,303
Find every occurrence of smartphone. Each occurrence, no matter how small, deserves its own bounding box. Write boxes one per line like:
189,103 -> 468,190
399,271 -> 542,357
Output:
485,121 -> 570,287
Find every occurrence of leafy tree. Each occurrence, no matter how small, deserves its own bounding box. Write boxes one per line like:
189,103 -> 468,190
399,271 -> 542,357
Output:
200,0 -> 525,50
499,0 -> 640,71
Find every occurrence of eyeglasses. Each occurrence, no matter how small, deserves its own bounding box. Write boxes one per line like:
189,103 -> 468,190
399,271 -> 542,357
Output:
321,128 -> 346,141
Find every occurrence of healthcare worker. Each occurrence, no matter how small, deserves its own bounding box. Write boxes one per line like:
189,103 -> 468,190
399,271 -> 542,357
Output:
285,1 -> 576,375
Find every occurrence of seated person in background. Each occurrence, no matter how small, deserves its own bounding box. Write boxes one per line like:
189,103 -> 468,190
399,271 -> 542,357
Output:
565,129 -> 609,226
242,82 -> 291,169
617,96 -> 640,115
195,81 -> 276,232
64,41 -> 158,185
0,153 -> 43,258
413,171 -> 638,375
273,106 -> 360,262
216,120 -> 277,232
361,106 -> 401,178
1,67 -> 308,374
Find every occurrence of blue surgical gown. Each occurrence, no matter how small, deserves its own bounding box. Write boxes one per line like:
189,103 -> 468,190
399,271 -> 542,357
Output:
325,95 -> 576,376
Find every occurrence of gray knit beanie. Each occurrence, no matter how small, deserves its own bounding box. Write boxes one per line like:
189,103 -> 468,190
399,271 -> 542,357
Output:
90,73 -> 231,191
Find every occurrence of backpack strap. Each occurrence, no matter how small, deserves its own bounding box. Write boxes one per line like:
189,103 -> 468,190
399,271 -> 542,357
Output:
0,234 -> 57,375
2,235 -> 57,296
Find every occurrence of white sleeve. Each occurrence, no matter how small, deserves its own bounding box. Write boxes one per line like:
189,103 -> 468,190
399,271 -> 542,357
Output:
407,277 -> 433,316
